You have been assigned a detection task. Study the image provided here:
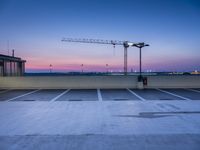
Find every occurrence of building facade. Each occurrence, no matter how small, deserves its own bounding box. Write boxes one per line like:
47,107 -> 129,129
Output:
0,54 -> 26,76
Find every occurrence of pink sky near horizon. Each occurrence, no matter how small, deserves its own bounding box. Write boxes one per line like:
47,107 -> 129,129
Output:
1,41 -> 199,72
25,56 -> 199,72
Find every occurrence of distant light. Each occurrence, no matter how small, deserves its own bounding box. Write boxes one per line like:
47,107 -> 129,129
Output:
128,42 -> 134,46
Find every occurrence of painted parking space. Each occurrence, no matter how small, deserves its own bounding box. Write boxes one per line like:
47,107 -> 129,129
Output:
56,89 -> 98,101
0,90 -> 35,101
162,89 -> 200,100
101,89 -> 139,101
192,89 -> 200,92
130,89 -> 184,100
1,88 -> 200,102
13,89 -> 66,101
0,89 -> 10,93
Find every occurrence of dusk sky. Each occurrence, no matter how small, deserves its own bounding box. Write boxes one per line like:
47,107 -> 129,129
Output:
0,0 -> 200,72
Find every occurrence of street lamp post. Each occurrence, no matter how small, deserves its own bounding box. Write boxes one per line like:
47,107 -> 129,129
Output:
81,64 -> 84,73
49,64 -> 53,73
133,43 -> 149,81
106,64 -> 108,74
139,47 -> 141,78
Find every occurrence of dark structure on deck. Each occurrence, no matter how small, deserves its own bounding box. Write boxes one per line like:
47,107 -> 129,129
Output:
0,53 -> 26,76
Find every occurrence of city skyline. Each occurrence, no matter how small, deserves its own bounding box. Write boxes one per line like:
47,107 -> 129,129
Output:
0,0 -> 200,72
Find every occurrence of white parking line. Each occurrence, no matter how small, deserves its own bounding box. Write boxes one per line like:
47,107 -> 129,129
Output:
156,88 -> 191,100
50,89 -> 70,102
186,89 -> 200,93
0,89 -> 11,94
97,89 -> 103,101
6,89 -> 41,102
127,88 -> 146,101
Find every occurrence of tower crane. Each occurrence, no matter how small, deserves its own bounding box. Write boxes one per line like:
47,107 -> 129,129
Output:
61,38 -> 140,75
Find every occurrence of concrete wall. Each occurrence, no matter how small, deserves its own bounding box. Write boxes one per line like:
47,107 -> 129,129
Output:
146,75 -> 200,88
0,76 -> 138,89
0,75 -> 200,89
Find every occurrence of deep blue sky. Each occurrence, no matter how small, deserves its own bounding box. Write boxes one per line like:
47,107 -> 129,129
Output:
0,0 -> 200,72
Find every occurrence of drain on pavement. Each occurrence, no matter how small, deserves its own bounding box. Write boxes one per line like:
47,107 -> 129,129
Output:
22,99 -> 36,101
114,98 -> 129,101
159,98 -> 172,100
68,99 -> 83,101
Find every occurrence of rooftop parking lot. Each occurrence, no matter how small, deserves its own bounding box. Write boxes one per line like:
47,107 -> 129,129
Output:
0,88 -> 200,150
0,88 -> 200,102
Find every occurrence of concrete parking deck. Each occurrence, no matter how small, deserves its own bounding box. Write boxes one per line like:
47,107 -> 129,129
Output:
0,88 -> 200,150
1,88 -> 200,102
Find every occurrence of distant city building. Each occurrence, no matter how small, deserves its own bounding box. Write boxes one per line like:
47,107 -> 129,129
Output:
0,54 -> 26,76
191,70 -> 200,75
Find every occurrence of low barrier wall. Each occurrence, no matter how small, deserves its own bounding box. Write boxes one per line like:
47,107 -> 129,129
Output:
0,75 -> 200,89
146,75 -> 200,88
